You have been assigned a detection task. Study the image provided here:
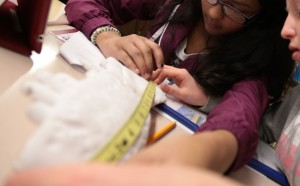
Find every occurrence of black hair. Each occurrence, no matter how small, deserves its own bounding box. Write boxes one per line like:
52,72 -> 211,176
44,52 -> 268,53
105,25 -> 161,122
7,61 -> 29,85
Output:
157,0 -> 295,103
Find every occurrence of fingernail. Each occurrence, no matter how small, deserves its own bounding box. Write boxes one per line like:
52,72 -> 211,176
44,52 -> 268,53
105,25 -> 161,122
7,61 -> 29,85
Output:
135,69 -> 140,74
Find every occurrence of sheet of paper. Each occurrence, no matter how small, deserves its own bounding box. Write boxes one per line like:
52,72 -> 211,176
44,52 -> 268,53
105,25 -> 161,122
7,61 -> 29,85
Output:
59,31 -> 105,70
254,140 -> 281,171
49,28 -> 78,43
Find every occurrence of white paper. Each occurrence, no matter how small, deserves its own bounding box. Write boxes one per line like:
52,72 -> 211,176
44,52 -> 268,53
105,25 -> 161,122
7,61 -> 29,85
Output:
254,140 -> 282,172
59,31 -> 106,70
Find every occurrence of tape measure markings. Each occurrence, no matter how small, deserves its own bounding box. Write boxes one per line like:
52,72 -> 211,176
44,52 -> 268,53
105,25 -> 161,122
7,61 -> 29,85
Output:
91,81 -> 157,162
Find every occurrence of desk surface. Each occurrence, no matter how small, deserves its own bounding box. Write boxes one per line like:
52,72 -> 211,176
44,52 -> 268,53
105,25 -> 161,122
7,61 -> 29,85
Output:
0,1 -> 280,185
0,25 -> 82,183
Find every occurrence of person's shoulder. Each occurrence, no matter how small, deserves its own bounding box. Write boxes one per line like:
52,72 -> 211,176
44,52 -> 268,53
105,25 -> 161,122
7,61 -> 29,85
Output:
232,76 -> 267,92
284,84 -> 300,102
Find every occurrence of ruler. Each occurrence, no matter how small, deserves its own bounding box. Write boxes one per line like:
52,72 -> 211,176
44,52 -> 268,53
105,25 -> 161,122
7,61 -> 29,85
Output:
91,81 -> 157,163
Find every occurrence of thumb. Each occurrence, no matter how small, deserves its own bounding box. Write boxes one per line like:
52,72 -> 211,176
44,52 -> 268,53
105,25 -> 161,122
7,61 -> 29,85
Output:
160,84 -> 181,98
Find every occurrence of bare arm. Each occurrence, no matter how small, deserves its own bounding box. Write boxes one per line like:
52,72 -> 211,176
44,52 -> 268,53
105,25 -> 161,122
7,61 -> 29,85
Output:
4,163 -> 244,186
128,130 -> 238,173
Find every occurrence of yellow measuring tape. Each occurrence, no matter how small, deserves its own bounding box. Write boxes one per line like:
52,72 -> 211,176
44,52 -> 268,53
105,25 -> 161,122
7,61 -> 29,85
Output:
91,81 -> 157,163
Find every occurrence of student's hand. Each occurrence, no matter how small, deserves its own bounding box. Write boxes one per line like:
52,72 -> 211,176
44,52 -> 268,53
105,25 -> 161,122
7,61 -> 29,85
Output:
151,65 -> 208,106
95,32 -> 164,80
4,163 -> 243,186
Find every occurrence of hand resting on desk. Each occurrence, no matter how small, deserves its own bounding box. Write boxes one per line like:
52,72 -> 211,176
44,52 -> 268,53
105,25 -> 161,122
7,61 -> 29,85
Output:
14,57 -> 167,170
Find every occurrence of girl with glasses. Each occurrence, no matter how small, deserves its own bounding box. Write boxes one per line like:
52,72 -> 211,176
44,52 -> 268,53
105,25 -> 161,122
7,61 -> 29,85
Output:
64,0 -> 294,174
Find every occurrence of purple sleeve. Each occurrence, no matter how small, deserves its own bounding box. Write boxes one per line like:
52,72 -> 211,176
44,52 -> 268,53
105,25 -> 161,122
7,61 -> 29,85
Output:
196,77 -> 269,171
65,0 -> 160,38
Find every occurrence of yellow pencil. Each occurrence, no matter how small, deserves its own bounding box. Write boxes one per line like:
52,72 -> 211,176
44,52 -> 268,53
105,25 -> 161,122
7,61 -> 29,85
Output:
147,122 -> 176,145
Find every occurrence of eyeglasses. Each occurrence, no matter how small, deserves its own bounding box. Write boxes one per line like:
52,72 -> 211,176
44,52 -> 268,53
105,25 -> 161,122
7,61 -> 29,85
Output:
204,0 -> 260,24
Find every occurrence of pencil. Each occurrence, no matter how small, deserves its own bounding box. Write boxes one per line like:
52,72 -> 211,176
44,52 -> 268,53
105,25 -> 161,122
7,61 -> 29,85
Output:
147,122 -> 176,145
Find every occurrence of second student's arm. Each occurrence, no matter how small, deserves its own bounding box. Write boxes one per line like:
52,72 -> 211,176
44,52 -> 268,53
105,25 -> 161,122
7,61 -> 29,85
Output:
129,76 -> 268,173
198,77 -> 269,171
127,130 -> 238,173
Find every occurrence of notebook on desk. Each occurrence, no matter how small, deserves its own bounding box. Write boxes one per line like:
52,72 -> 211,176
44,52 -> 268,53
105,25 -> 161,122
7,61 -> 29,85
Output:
0,0 -> 51,56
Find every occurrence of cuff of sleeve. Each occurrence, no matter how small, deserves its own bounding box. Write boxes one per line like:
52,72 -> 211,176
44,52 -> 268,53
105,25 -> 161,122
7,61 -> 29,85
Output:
81,17 -> 114,39
197,96 -> 222,114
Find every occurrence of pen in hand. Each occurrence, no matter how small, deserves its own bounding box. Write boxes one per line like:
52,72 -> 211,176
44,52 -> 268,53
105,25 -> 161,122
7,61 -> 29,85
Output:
146,122 -> 176,145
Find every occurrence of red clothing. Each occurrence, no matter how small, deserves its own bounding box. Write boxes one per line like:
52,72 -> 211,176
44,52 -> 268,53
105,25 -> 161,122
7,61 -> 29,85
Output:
65,0 -> 194,69
197,78 -> 268,170
65,0 -> 269,171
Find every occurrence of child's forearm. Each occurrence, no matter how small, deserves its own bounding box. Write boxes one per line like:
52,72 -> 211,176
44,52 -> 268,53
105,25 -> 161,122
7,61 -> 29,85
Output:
190,130 -> 238,173
127,130 -> 238,173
